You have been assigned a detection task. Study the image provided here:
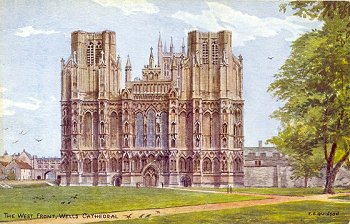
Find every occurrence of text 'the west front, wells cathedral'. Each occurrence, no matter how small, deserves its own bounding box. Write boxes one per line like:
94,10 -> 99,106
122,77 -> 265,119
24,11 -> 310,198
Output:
60,30 -> 244,187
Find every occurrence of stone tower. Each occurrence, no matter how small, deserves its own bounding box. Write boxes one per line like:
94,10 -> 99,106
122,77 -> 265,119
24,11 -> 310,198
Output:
60,30 -> 244,187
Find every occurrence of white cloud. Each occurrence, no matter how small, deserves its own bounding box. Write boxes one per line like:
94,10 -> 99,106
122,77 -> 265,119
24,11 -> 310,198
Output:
15,26 -> 59,38
0,87 -> 7,93
50,96 -> 56,102
92,0 -> 159,15
171,1 -> 319,46
0,97 -> 42,117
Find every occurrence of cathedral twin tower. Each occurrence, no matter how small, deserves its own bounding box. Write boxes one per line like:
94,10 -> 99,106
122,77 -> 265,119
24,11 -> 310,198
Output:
60,30 -> 244,187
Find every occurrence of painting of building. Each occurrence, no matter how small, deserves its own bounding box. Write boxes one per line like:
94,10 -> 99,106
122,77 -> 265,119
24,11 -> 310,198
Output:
60,30 -> 244,187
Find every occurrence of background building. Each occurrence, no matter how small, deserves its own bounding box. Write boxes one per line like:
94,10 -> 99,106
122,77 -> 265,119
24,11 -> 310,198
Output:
244,141 -> 350,188
0,150 -> 60,181
60,30 -> 244,187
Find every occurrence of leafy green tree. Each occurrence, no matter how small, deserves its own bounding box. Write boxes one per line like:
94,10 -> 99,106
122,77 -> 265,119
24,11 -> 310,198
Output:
268,123 -> 324,188
269,11 -> 350,193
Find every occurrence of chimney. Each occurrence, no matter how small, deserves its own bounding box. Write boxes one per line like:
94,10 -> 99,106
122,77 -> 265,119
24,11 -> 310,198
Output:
258,140 -> 263,148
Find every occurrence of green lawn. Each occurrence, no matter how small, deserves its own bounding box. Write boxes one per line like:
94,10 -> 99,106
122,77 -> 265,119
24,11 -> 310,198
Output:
0,186 -> 263,221
102,201 -> 350,224
330,195 -> 350,201
186,187 -> 350,196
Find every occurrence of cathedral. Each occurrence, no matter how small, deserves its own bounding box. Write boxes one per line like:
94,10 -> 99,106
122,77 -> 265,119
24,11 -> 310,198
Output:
60,30 -> 244,187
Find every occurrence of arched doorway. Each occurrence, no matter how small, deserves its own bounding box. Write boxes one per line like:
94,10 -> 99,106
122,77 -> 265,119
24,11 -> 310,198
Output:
143,166 -> 158,187
113,175 -> 122,187
181,175 -> 192,187
44,171 -> 56,180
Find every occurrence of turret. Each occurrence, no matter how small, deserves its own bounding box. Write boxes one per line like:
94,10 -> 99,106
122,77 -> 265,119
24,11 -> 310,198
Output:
125,55 -> 131,83
149,47 -> 154,68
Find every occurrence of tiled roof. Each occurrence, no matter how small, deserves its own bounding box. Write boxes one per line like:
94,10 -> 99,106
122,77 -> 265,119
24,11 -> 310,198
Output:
14,160 -> 32,169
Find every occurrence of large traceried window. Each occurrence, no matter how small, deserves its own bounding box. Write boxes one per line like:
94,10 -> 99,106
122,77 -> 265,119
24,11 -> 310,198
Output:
147,109 -> 156,147
87,42 -> 94,66
212,40 -> 219,65
135,113 -> 144,147
202,41 -> 208,64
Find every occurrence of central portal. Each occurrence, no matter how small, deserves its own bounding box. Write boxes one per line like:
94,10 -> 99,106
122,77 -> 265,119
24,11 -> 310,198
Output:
143,166 -> 158,187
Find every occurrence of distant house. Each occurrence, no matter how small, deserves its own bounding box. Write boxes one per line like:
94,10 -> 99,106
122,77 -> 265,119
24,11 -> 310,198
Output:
5,160 -> 32,180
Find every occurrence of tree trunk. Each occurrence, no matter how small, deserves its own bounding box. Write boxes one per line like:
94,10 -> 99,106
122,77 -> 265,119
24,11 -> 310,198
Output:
324,169 -> 336,194
323,149 -> 350,194
304,175 -> 308,188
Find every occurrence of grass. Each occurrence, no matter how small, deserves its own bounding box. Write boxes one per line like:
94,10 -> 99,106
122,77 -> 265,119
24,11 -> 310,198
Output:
0,186 -> 263,221
1,180 -> 50,188
330,195 -> 350,200
186,186 -> 350,196
101,201 -> 350,224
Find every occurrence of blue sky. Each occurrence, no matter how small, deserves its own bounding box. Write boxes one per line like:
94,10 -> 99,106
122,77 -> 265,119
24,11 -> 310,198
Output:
0,0 -> 319,157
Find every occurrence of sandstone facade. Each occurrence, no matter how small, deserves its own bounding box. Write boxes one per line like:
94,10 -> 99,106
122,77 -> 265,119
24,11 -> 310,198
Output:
60,30 -> 244,187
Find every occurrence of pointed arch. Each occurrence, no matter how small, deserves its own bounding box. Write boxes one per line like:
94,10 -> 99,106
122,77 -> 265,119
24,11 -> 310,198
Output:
233,157 -> 242,172
179,157 -> 186,172
203,157 -> 212,173
135,112 -> 144,147
110,157 -> 118,172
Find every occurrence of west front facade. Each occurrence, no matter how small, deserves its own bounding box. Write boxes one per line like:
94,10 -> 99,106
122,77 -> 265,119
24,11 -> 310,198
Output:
60,30 -> 244,187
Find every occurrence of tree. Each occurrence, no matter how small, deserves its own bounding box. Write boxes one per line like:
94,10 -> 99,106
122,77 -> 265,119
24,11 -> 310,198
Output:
268,123 -> 324,188
268,13 -> 350,194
